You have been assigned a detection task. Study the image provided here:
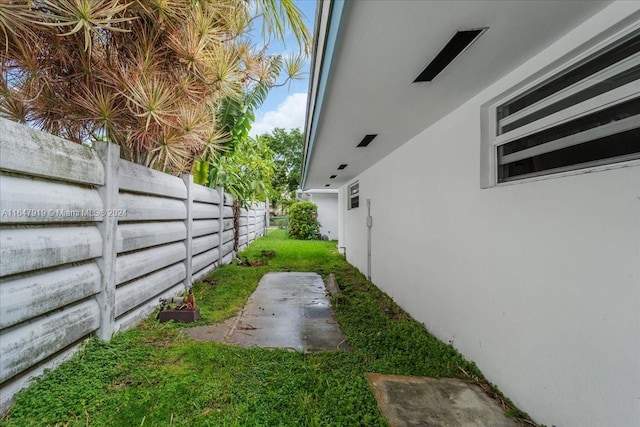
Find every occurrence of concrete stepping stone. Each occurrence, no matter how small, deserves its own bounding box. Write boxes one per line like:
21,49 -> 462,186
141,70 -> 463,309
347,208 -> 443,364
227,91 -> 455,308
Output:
366,373 -> 518,427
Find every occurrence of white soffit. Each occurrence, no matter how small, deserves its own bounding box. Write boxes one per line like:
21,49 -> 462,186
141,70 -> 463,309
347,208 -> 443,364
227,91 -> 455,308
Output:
304,0 -> 612,189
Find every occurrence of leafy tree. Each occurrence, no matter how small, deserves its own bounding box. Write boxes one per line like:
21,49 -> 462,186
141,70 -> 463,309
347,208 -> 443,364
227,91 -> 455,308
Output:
0,0 -> 310,175
288,201 -> 319,240
259,127 -> 303,212
192,60 -> 284,205
205,135 -> 275,208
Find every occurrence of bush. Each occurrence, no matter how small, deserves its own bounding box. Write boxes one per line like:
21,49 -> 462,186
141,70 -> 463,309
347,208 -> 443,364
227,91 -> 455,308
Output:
288,201 -> 320,240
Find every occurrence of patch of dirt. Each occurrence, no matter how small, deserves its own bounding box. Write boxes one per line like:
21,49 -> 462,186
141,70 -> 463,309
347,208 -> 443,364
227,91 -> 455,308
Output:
186,317 -> 237,343
237,257 -> 268,267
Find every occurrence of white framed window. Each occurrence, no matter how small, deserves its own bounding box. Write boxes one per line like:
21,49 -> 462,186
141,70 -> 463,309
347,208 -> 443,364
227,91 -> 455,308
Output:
348,181 -> 359,209
484,25 -> 640,186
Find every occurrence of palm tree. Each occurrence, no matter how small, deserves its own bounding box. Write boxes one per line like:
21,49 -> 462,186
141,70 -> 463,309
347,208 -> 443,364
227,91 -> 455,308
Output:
0,0 -> 310,175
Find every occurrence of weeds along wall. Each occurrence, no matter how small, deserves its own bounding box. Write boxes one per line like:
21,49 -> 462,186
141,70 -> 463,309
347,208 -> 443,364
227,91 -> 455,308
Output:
0,118 -> 265,411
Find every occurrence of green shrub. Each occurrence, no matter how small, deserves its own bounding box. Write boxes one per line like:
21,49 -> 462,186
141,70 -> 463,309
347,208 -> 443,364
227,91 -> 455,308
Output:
288,201 -> 320,240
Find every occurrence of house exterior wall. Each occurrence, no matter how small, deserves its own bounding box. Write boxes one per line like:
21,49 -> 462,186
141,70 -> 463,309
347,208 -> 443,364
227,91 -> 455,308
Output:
338,4 -> 640,427
308,192 -> 339,240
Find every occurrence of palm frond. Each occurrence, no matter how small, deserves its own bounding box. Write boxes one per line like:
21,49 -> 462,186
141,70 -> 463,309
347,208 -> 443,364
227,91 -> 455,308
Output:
0,79 -> 29,123
0,1 -> 36,52
283,53 -> 306,81
72,84 -> 123,142
37,0 -> 134,52
1,0 -> 310,179
254,0 -> 311,55
205,46 -> 243,100
124,76 -> 178,131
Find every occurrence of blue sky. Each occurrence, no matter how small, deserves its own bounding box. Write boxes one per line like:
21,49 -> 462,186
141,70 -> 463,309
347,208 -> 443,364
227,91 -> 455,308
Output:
250,0 -> 317,137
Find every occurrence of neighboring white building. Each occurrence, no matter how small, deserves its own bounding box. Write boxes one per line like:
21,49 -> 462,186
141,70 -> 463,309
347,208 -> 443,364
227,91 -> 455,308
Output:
298,189 -> 339,240
302,2 -> 640,427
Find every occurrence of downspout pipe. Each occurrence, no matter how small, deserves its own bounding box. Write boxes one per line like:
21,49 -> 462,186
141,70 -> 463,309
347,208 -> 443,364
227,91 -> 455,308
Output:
366,199 -> 372,281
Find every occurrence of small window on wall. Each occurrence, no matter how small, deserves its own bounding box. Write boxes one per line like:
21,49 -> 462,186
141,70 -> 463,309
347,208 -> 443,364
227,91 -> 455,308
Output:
492,28 -> 640,183
348,182 -> 359,209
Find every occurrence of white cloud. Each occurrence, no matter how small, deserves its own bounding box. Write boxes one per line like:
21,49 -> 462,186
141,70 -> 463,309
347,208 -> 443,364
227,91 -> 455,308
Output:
251,92 -> 307,137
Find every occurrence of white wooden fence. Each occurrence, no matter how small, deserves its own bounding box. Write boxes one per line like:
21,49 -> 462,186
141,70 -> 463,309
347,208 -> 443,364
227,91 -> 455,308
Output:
0,119 -> 265,411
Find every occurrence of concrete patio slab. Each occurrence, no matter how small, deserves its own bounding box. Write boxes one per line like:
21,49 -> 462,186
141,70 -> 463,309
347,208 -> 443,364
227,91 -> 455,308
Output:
366,373 -> 518,427
187,272 -> 349,352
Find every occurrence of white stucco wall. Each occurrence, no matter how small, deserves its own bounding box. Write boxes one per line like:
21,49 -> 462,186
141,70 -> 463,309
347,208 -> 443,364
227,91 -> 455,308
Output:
338,4 -> 640,427
308,191 -> 339,240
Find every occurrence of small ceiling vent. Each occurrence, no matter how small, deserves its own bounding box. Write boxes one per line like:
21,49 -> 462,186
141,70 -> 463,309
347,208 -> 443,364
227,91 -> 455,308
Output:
330,175 -> 337,179
337,164 -> 348,170
414,29 -> 487,82
357,134 -> 377,147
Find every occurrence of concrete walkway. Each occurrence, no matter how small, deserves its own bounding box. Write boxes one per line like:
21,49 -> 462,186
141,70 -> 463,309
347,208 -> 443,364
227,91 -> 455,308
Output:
188,272 -> 519,426
187,272 -> 348,352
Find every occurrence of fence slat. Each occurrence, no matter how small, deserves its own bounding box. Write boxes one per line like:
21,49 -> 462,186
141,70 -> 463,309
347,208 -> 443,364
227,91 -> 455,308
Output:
222,229 -> 234,244
0,174 -> 103,224
118,192 -> 187,221
115,243 -> 186,285
117,221 -> 186,253
0,299 -> 100,383
222,206 -> 234,218
192,219 -> 219,238
119,159 -> 186,199
221,252 -> 234,265
115,263 -> 186,317
192,247 -> 220,273
192,184 -> 221,204
223,219 -> 234,231
193,202 -> 220,219
0,263 -> 101,330
0,342 -> 82,413
115,283 -> 184,333
0,227 -> 102,277
0,119 -> 104,185
221,240 -> 234,257
192,233 -> 220,256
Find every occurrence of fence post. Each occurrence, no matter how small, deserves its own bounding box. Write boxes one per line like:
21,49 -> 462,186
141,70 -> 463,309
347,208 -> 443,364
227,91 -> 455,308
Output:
95,141 -> 119,340
246,207 -> 250,245
217,187 -> 224,266
262,202 -> 267,236
182,174 -> 193,289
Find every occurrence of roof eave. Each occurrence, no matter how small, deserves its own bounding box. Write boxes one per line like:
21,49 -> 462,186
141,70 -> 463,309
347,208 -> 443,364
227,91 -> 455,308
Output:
301,0 -> 350,191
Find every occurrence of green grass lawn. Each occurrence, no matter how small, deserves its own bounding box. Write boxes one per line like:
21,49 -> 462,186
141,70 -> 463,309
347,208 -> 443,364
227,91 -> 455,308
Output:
1,230 -> 534,426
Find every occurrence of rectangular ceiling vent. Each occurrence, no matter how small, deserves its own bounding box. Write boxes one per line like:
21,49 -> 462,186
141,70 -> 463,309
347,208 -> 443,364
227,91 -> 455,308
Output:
414,29 -> 486,83
330,174 -> 337,179
357,134 -> 378,147
337,164 -> 348,170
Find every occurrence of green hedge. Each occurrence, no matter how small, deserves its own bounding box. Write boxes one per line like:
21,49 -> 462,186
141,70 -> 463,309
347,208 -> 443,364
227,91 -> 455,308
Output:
288,201 -> 320,240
